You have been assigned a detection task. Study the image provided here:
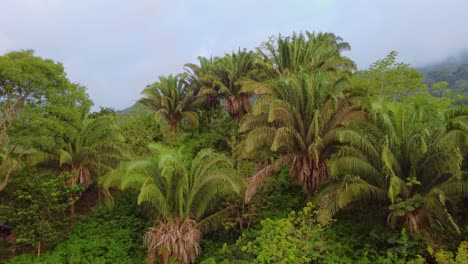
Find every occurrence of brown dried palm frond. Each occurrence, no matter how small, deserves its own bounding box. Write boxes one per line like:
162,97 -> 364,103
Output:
144,218 -> 201,264
245,155 -> 292,203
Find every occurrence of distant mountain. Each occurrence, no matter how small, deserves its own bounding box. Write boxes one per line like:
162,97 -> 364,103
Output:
418,53 -> 468,104
418,51 -> 468,73
116,103 -> 148,116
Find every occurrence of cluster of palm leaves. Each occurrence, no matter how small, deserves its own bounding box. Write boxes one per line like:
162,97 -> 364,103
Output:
32,116 -> 129,211
314,97 -> 468,233
139,32 -> 357,130
139,75 -> 202,132
102,144 -> 244,264
140,49 -> 268,129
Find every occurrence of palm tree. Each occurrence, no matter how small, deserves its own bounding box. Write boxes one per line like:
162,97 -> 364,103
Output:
213,49 -> 263,122
37,116 -> 129,187
102,144 -> 244,264
314,98 -> 468,234
184,57 -> 221,122
138,75 -> 203,131
257,31 -> 356,78
239,72 -> 367,202
33,116 -> 129,212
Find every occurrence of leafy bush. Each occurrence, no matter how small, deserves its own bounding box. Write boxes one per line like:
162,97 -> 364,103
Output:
242,203 -> 326,264
0,168 -> 81,256
430,241 -> 468,264
7,192 -> 147,264
118,111 -> 162,157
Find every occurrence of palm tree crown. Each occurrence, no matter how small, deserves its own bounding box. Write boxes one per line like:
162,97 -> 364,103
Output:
257,31 -> 356,77
35,116 -> 129,190
212,49 -> 263,121
139,75 -> 202,131
102,144 -> 244,264
315,96 -> 468,234
184,57 -> 221,122
240,72 -> 367,201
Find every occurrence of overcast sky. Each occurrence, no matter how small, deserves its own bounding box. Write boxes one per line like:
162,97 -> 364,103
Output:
1,0 -> 467,110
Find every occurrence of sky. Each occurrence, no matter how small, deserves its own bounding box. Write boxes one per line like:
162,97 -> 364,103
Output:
1,0 -> 467,111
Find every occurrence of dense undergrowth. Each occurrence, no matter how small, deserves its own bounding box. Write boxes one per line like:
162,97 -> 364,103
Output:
4,192 -> 147,264
1,165 -> 467,263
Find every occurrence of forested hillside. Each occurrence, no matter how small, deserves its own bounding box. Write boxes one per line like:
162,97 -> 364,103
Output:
420,54 -> 468,104
1,33 -> 467,264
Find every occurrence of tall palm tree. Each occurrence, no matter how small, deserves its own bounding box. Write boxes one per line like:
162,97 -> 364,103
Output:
314,99 -> 468,234
139,75 -> 203,131
240,72 -> 367,202
212,49 -> 263,122
184,57 -> 221,122
257,31 -> 356,78
102,144 -> 244,264
35,116 -> 129,190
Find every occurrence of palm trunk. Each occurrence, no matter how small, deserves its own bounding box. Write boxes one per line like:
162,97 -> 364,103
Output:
247,203 -> 253,230
289,155 -> 328,200
245,155 -> 293,203
70,202 -> 76,215
37,240 -> 41,257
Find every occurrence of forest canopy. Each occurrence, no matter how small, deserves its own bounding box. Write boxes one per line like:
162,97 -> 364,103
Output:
1,32 -> 468,264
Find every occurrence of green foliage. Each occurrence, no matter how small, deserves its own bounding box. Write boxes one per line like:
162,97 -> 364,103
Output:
353,51 -> 425,100
388,195 -> 423,217
102,144 -> 243,222
199,204 -> 427,264
102,144 -> 244,263
33,116 -> 129,190
424,61 -> 468,102
10,81 -> 91,152
2,32 -> 468,264
0,50 -> 92,192
118,111 -> 162,157
183,117 -> 238,156
242,203 -> 326,264
89,106 -> 116,118
315,96 -> 468,234
6,192 -> 147,264
431,241 -> 468,264
253,167 -> 306,220
1,168 -> 81,255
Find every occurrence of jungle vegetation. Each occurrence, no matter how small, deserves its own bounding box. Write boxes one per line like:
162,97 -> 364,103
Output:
1,32 -> 467,264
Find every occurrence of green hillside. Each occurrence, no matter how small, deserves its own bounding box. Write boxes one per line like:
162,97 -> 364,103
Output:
116,103 -> 148,116
420,56 -> 468,103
